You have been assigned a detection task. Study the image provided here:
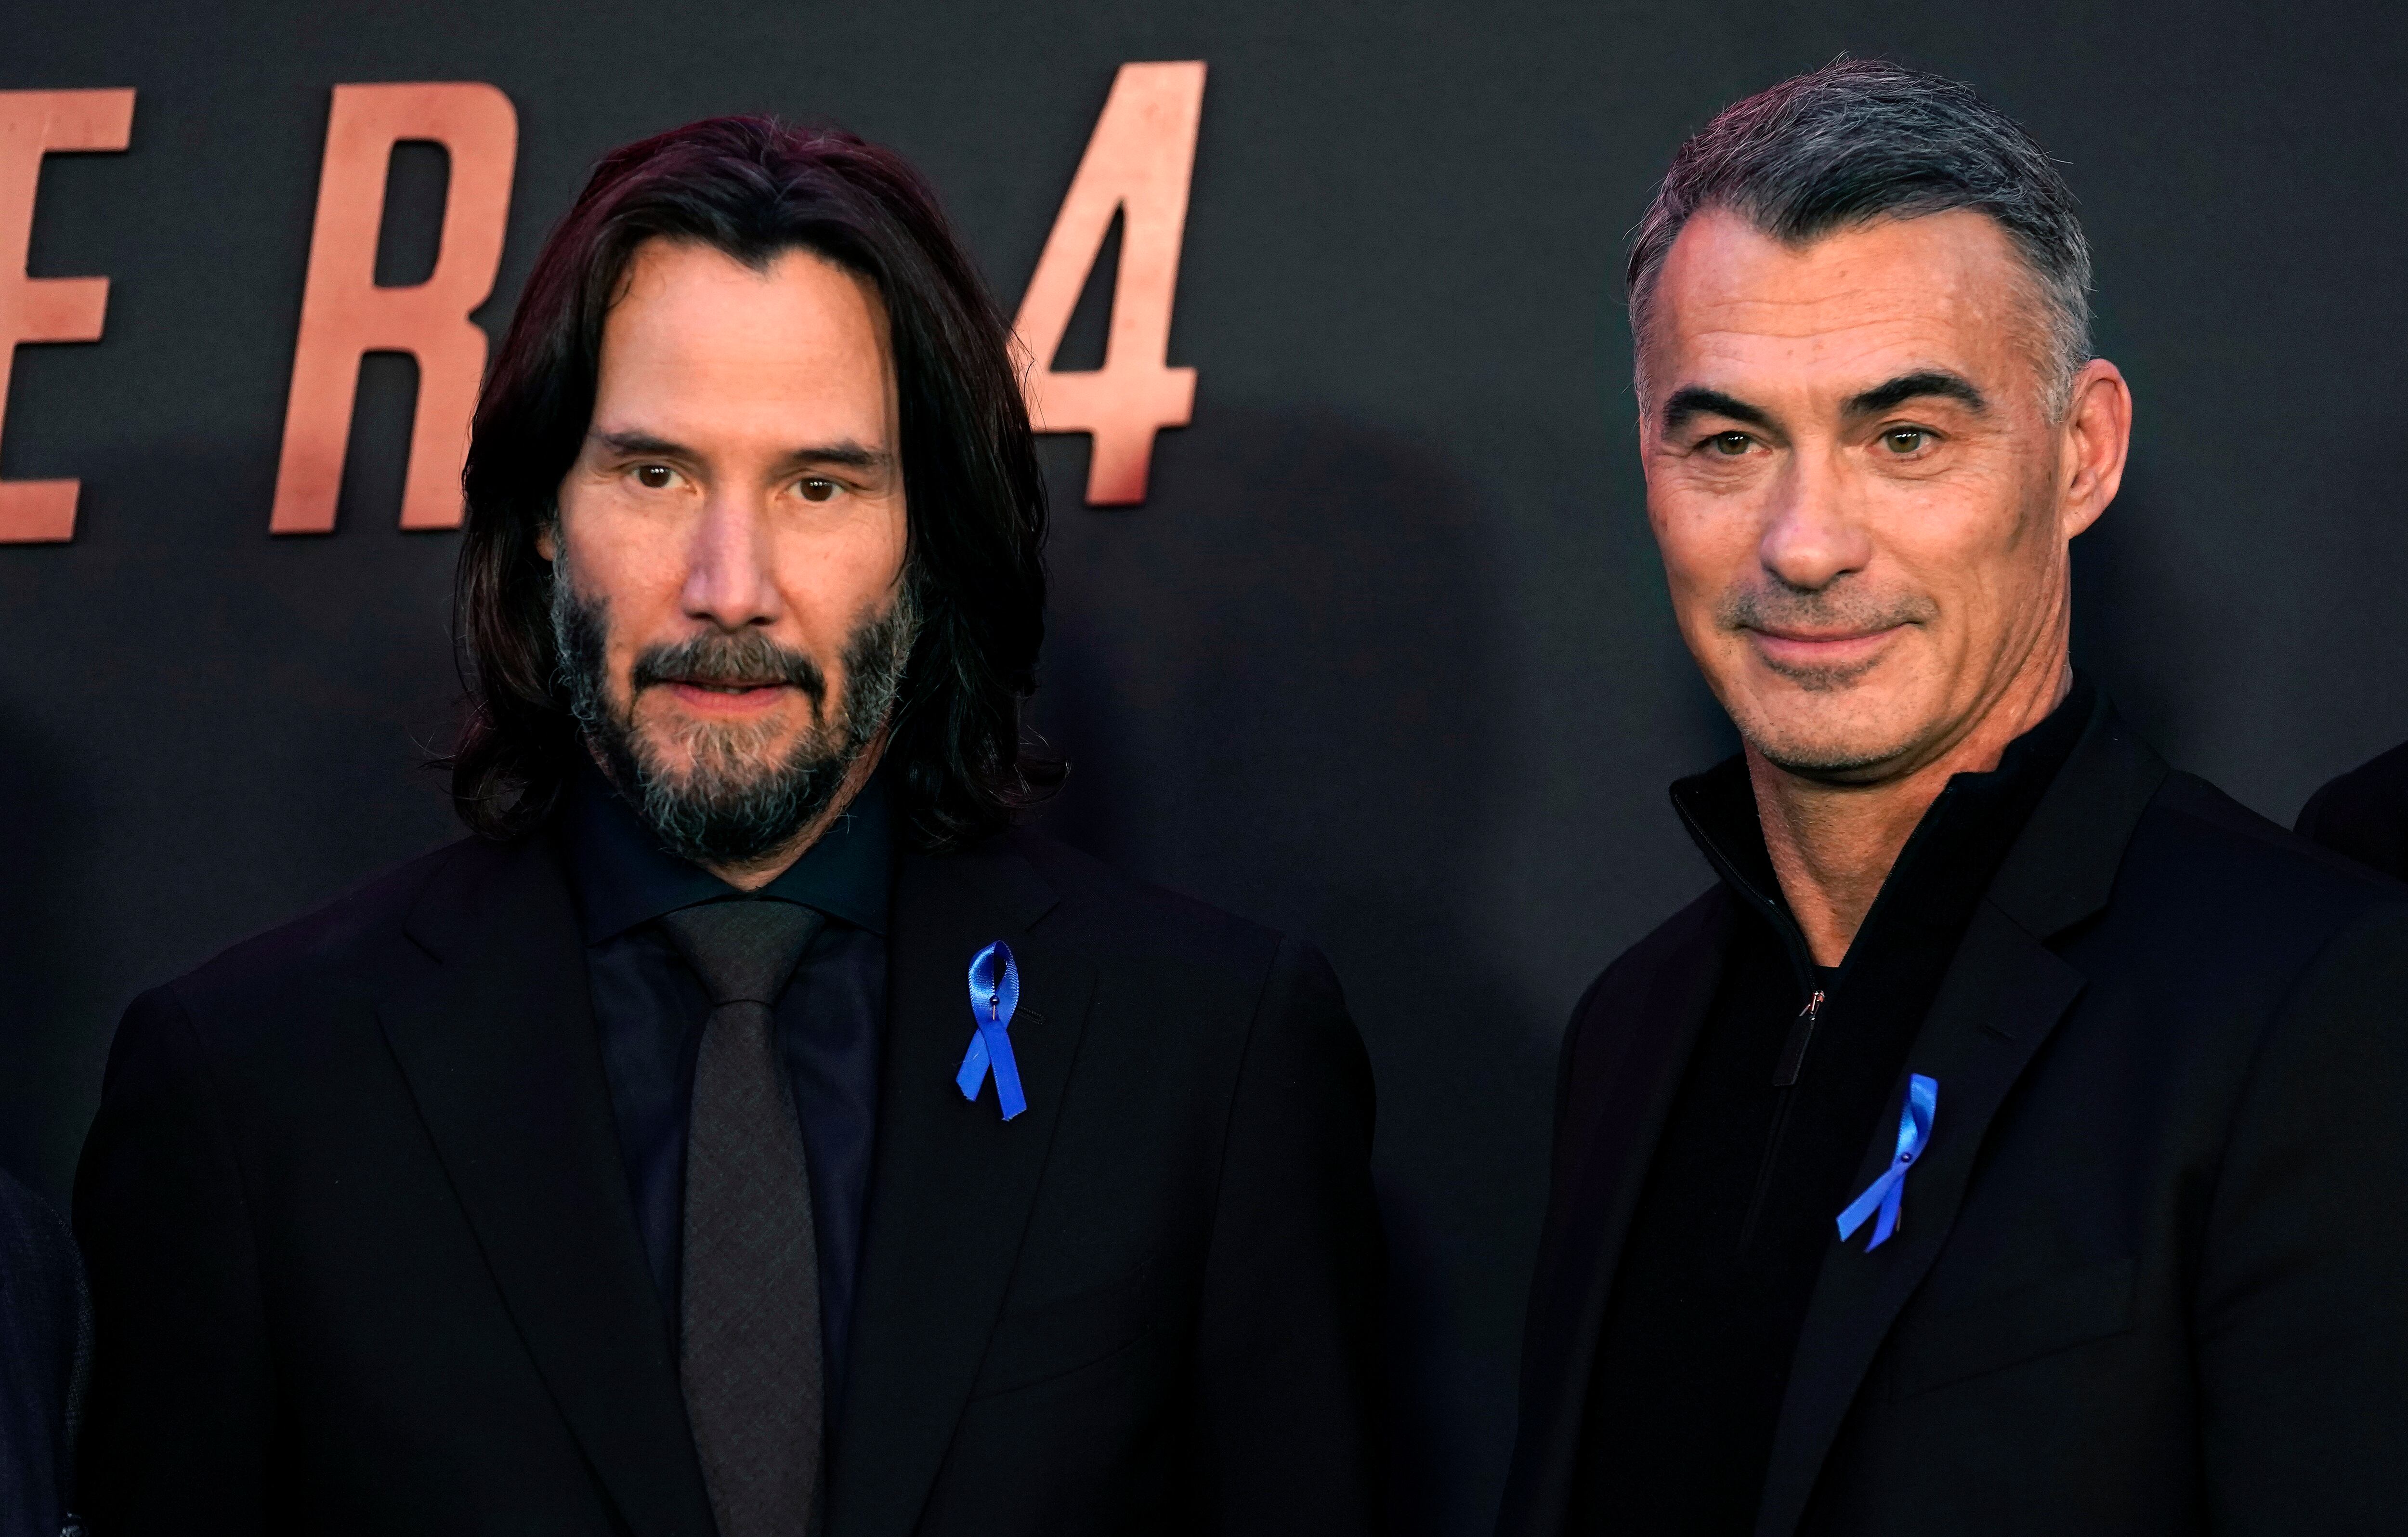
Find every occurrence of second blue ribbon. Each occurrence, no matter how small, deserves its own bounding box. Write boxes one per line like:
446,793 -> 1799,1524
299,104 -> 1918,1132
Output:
1836,1073 -> 1937,1250
956,941 -> 1028,1121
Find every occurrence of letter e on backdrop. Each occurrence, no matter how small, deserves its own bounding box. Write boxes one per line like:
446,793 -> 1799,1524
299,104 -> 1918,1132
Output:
1015,62 -> 1204,506
0,89 -> 134,544
270,83 -> 516,534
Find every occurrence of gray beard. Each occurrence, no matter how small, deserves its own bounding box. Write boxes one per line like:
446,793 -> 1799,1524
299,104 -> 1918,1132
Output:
550,573 -> 917,867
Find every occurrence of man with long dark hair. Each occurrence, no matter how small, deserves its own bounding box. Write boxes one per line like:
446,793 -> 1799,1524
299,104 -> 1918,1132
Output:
75,118 -> 1381,1537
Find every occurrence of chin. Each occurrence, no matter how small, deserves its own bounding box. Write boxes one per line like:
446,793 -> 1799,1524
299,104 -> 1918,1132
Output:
1724,679 -> 1931,780
635,709 -> 803,786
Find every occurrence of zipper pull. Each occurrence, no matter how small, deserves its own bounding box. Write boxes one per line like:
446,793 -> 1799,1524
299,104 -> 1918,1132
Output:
1773,989 -> 1823,1088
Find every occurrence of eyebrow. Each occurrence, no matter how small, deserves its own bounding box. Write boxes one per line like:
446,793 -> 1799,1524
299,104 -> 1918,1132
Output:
590,429 -> 894,472
1844,370 -> 1989,417
1660,387 -> 1775,434
1658,371 -> 1991,437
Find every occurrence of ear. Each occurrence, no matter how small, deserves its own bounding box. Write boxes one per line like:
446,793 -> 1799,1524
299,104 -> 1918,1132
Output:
2059,358 -> 2131,539
536,518 -> 559,563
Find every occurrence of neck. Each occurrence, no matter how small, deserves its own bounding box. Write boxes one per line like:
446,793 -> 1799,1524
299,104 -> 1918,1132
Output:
1749,660 -> 2070,969
705,726 -> 891,893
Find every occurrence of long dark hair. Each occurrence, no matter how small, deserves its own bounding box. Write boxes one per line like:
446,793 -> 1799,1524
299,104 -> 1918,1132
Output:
450,116 -> 1060,851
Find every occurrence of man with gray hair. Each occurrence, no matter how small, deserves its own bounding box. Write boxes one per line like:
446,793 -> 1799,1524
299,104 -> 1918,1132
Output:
1500,59 -> 2408,1534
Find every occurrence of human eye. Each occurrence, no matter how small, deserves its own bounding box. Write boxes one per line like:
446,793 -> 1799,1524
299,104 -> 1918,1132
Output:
796,475 -> 843,504
1703,430 -> 1754,457
1878,426 -> 1934,456
629,462 -> 681,490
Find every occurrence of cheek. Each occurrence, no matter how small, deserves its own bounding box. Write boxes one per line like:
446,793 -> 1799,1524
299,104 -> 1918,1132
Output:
774,507 -> 908,633
1872,491 -> 2044,647
557,505 -> 691,640
1649,490 -> 1753,611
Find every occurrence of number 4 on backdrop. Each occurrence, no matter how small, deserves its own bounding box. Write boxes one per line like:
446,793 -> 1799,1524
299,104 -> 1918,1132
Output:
0,61 -> 1204,544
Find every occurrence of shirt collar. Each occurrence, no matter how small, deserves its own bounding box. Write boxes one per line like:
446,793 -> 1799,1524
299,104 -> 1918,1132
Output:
563,755 -> 894,944
1670,671 -> 2097,980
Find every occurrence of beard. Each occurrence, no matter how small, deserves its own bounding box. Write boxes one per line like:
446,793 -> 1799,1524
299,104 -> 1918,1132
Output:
550,574 -> 918,867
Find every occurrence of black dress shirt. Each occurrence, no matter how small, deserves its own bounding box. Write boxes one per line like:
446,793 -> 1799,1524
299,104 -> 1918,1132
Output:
1569,677 -> 2092,1532
563,762 -> 889,1409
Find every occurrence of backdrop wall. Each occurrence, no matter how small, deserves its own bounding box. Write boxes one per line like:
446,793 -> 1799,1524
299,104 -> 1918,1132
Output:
7,3 -> 2406,1529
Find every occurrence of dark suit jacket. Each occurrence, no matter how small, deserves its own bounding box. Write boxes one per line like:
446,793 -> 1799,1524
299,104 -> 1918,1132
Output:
0,1169 -> 89,1537
1500,701 -> 2408,1536
75,826 -> 1382,1537
2296,737 -> 2408,882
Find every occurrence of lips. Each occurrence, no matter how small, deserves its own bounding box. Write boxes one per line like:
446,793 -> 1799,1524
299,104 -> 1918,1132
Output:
1752,625 -> 1900,646
661,677 -> 793,713
1746,624 -> 1904,670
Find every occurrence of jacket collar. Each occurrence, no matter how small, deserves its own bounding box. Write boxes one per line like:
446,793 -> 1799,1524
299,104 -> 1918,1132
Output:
1500,688 -> 2167,1537
380,825 -> 1095,1537
383,831 -> 717,1537
564,760 -> 895,943
825,830 -> 1096,1537
1751,693 -> 2168,1535
1669,673 -> 2098,992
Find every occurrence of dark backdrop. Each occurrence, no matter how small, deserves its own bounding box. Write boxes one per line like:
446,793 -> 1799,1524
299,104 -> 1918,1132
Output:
7,2 -> 2406,1529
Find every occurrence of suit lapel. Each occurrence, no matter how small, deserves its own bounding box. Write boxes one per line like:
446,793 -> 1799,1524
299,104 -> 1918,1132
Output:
1753,702 -> 2170,1537
827,839 -> 1096,1537
378,835 -> 714,1537
1500,890 -> 1736,1537
1752,906 -> 2084,1536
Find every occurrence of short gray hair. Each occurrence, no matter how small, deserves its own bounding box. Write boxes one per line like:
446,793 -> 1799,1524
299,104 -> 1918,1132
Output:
1628,58 -> 2093,416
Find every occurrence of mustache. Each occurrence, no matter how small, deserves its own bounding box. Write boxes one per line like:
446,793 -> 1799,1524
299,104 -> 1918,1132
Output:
629,629 -> 828,707
1717,580 -> 1936,637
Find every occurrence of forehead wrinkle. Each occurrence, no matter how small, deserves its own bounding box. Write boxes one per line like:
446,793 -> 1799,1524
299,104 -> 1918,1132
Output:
1685,267 -> 1971,320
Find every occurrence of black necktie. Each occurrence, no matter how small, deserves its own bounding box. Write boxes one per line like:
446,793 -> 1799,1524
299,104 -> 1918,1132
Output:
659,898 -> 827,1537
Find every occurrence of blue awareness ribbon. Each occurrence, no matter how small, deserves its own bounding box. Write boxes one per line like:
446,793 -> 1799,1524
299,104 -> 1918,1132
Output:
955,941 -> 1027,1121
1836,1074 -> 1937,1250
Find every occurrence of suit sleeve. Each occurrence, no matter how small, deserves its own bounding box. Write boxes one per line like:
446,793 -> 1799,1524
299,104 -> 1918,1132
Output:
0,1170 -> 87,1535
2195,903 -> 2408,1531
1191,935 -> 1384,1537
73,986 -> 275,1535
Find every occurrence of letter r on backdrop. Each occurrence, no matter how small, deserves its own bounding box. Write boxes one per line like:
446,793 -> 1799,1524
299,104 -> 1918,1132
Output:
270,83 -> 516,534
1015,62 -> 1205,507
0,89 -> 134,544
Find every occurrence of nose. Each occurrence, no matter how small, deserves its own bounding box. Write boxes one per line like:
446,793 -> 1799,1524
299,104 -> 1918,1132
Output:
1756,444 -> 1872,593
680,488 -> 783,630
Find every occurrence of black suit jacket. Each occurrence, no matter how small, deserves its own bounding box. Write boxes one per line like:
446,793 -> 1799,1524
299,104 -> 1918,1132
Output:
75,826 -> 1382,1537
2296,737 -> 2408,882
1500,702 -> 2408,1535
0,1168 -> 88,1537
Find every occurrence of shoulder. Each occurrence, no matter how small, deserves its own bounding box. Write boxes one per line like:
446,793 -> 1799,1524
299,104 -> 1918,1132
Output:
1553,883 -> 1731,1099
2294,737 -> 2408,880
915,830 -> 1360,1107
2076,770 -> 2408,1005
918,827 -> 1349,1051
2133,771 -> 2405,924
1568,883 -> 1731,1030
1001,826 -> 1293,982
126,835 -> 512,1055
